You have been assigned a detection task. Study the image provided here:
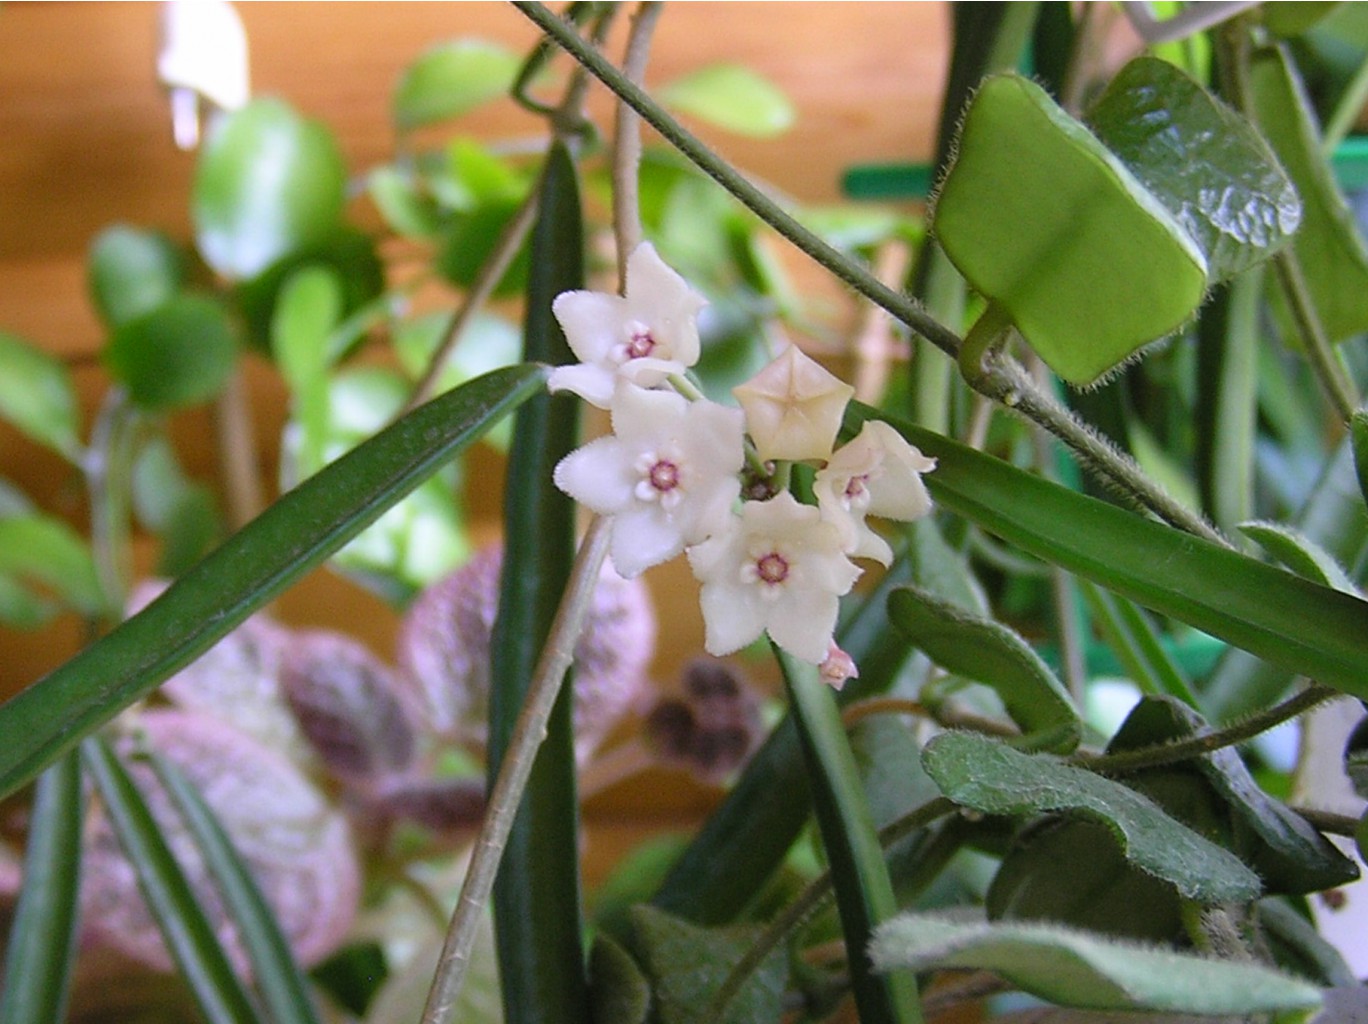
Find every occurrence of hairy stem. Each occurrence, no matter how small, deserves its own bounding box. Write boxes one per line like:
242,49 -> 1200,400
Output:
612,1 -> 663,279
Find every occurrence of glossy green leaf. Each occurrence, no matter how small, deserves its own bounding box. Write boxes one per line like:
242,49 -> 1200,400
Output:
0,331 -> 81,460
88,225 -> 186,329
659,64 -> 795,138
194,98 -> 346,280
273,265 -> 341,476
887,585 -> 1080,752
429,138 -> 526,211
151,753 -> 322,1024
367,166 -> 443,238
1250,45 -> 1368,343
104,294 -> 239,410
778,648 -> 921,1024
81,737 -> 261,1024
0,753 -> 83,1024
934,74 -> 1207,384
1351,410 -> 1368,508
487,141 -> 588,1024
845,402 -> 1368,698
922,731 -> 1261,903
870,914 -> 1322,1016
0,514 -> 105,618
1087,56 -> 1300,284
1239,520 -> 1357,592
393,39 -> 520,131
0,364 -> 546,800
628,905 -> 787,1024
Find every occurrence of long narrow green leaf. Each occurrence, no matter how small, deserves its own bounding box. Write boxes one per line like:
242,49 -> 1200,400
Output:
0,753 -> 83,1024
0,364 -> 546,801
846,403 -> 1368,696
1077,581 -> 1199,708
487,141 -> 589,1024
778,649 -> 921,1024
81,737 -> 261,1024
150,752 -> 322,1024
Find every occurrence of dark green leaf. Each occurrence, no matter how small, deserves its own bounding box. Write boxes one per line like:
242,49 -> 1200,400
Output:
392,39 -> 521,131
1078,582 -> 1199,707
659,64 -> 795,138
934,74 -> 1207,384
0,364 -> 546,800
437,199 -> 531,297
1258,897 -> 1358,987
887,585 -> 1080,752
194,98 -> 346,280
104,294 -> 239,411
588,934 -> 651,1024
0,514 -> 105,618
922,731 -> 1262,902
846,402 -> 1368,699
0,753 -> 83,1024
0,331 -> 81,460
151,753 -> 322,1024
487,141 -> 589,1024
628,905 -> 787,1024
870,914 -> 1322,1016
88,225 -> 186,329
1087,56 -> 1300,284
81,737 -> 261,1024
1239,520 -> 1357,592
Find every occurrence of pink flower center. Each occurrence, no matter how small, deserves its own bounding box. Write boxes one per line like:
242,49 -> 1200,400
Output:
844,474 -> 870,501
754,551 -> 790,586
648,459 -> 680,493
626,327 -> 656,359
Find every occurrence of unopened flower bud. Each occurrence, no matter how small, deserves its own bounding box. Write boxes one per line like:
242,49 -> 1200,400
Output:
733,345 -> 855,463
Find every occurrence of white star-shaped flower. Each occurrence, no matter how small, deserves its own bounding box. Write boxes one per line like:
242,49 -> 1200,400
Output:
554,383 -> 745,578
548,242 -> 706,408
815,420 -> 936,565
687,492 -> 861,664
732,344 -> 855,463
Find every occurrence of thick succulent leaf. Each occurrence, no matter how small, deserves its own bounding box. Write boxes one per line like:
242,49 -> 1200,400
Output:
392,39 -> 520,131
934,74 -> 1207,384
194,98 -> 346,280
627,905 -> 787,1024
88,225 -> 186,329
845,403 -> 1368,699
104,294 -> 239,411
870,914 -> 1322,1017
1239,520 -> 1357,592
1250,45 -> 1368,343
0,514 -> 105,618
659,64 -> 795,138
888,585 -> 1080,752
0,753 -> 83,1024
0,364 -> 547,800
921,731 -> 1261,903
0,331 -> 81,461
1087,56 -> 1301,284
1108,697 -> 1357,894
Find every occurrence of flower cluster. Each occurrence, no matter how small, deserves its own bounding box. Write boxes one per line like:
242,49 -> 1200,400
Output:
551,243 -> 936,682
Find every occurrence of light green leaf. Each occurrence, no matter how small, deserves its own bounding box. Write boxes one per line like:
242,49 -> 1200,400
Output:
273,265 -> 342,476
88,225 -> 186,329
934,74 -> 1207,384
0,753 -> 83,1024
132,437 -> 222,578
921,731 -> 1262,903
0,515 -> 105,618
659,64 -> 795,138
194,98 -> 346,280
887,585 -> 1080,752
0,332 -> 81,461
104,294 -> 239,411
393,39 -> 521,131
870,914 -> 1322,1017
1087,56 -> 1301,284
1351,411 -> 1368,509
1239,520 -> 1357,592
0,364 -> 547,800
0,574 -> 58,629
367,166 -> 443,238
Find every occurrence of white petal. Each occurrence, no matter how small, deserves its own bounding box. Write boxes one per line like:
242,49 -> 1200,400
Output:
625,242 -> 705,367
609,381 -> 689,439
547,362 -> 616,409
769,586 -> 840,664
552,290 -> 629,365
610,506 -> 687,578
697,578 -> 767,656
553,438 -> 635,514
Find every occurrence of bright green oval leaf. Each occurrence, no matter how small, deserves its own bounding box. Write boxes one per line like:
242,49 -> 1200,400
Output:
870,913 -> 1322,1016
0,753 -> 83,1024
273,265 -> 342,476
1250,45 -> 1368,343
934,74 -> 1207,384
194,98 -> 346,280
104,294 -> 239,411
88,225 -> 186,329
393,39 -> 521,131
0,515 -> 104,618
0,364 -> 547,800
367,166 -> 443,238
659,64 -> 796,139
0,332 -> 81,461
887,585 -> 1080,752
921,731 -> 1262,902
1239,520 -> 1357,592
1087,56 -> 1301,284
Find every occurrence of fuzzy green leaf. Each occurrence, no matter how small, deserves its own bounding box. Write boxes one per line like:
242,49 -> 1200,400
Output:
1239,520 -> 1357,592
870,914 -> 1322,1016
922,732 -> 1261,903
659,64 -> 795,138
393,39 -> 521,131
0,332 -> 81,461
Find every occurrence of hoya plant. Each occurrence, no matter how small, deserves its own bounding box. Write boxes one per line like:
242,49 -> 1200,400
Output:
1,3 -> 1367,1024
